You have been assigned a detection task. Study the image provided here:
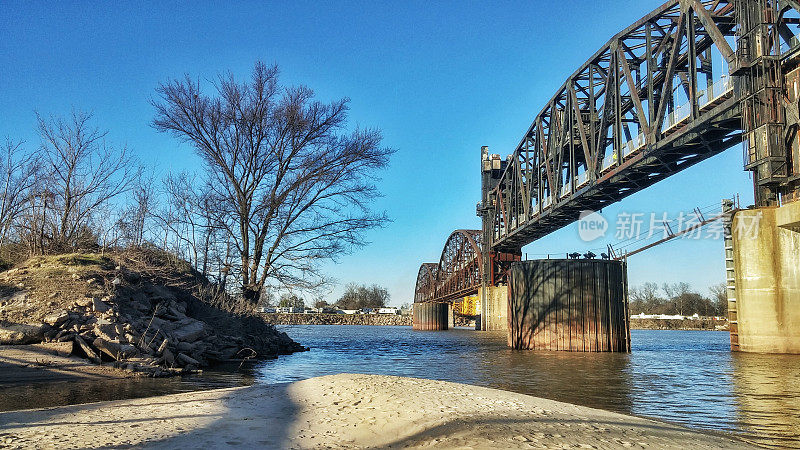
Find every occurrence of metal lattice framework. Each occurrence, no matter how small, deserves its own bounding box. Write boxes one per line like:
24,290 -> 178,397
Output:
414,263 -> 439,303
486,0 -> 800,252
414,230 -> 483,303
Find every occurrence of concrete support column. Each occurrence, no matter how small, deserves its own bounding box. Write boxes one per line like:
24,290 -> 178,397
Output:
732,201 -> 800,353
478,285 -> 508,331
412,302 -> 450,331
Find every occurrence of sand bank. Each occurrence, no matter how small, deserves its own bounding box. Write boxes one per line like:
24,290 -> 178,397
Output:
0,373 -> 751,449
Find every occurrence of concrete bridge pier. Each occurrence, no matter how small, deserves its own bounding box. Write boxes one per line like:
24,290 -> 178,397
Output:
476,285 -> 509,332
507,259 -> 630,352
729,201 -> 800,353
412,302 -> 452,330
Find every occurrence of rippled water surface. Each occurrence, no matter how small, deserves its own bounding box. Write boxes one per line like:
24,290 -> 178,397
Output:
257,326 -> 800,448
2,326 -> 797,447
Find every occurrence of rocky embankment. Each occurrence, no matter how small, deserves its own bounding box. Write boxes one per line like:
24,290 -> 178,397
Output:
630,318 -> 729,331
262,313 -> 411,326
0,253 -> 305,377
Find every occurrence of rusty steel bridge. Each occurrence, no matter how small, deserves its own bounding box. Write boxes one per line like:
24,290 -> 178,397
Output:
416,0 -> 800,306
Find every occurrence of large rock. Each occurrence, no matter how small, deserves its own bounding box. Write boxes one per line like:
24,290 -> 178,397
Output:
74,335 -> 101,363
93,338 -> 138,360
177,352 -> 200,367
94,323 -> 119,341
93,337 -> 122,360
144,285 -> 176,302
172,320 -> 207,343
42,310 -> 69,326
0,322 -> 47,344
75,297 -> 93,308
92,298 -> 110,313
120,268 -> 141,284
176,341 -> 195,353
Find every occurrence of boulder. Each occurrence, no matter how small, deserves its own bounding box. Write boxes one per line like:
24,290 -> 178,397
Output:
93,337 -> 122,360
176,341 -> 195,353
172,320 -> 207,343
119,344 -> 138,358
76,297 -> 93,308
57,333 -> 76,342
74,335 -> 101,363
0,322 -> 47,344
92,298 -> 110,313
121,269 -> 141,284
42,310 -> 69,326
177,353 -> 200,367
94,323 -> 119,341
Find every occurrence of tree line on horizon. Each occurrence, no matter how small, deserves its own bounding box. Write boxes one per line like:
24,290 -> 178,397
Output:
629,281 -> 727,317
0,61 -> 394,309
269,283 -> 392,311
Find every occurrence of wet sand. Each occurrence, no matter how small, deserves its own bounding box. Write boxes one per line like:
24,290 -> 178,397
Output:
0,373 -> 752,449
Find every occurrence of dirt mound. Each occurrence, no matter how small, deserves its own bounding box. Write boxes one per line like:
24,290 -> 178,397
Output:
0,252 -> 305,377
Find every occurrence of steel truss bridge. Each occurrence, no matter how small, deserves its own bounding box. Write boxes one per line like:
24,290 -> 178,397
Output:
416,0 -> 800,305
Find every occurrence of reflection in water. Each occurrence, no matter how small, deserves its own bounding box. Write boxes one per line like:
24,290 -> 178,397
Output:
471,346 -> 633,412
0,368 -> 255,412
731,353 -> 800,448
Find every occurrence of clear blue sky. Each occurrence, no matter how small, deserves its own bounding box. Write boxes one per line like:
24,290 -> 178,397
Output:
0,1 -> 753,306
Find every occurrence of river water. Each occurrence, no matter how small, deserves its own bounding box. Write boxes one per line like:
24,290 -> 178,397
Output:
1,326 -> 798,447
258,326 -> 800,448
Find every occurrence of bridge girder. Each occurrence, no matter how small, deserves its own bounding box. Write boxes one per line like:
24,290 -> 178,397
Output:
484,0 -> 800,252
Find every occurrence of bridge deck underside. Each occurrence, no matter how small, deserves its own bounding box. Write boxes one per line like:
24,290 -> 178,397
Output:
497,99 -> 742,252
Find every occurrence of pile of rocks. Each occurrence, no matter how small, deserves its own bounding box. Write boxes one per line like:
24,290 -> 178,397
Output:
263,313 -> 412,326
0,261 -> 304,377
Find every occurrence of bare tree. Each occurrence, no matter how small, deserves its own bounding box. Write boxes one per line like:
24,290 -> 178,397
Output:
155,172 -> 223,277
709,282 -> 728,316
629,281 -> 661,314
35,110 -> 139,252
117,174 -> 157,248
152,61 -> 393,302
0,139 -> 38,245
337,283 -> 389,309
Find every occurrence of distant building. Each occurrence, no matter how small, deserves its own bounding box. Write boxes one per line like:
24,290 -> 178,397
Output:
276,306 -> 304,314
631,313 -> 686,320
340,309 -> 360,315
377,308 -> 399,315
256,306 -> 276,314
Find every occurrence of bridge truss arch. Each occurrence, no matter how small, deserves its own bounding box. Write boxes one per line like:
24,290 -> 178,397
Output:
414,229 -> 520,304
414,229 -> 482,303
434,229 -> 484,302
486,0 -> 800,252
414,263 -> 439,303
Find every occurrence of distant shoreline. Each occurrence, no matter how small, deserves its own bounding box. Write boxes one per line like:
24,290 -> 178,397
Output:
261,313 -> 728,331
261,312 -> 412,326
630,317 -> 729,331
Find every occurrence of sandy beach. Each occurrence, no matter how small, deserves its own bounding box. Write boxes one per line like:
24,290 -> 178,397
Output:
0,373 -> 752,449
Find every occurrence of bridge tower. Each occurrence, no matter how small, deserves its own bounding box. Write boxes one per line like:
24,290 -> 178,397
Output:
729,0 -> 800,353
733,0 -> 800,205
477,147 -> 521,331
